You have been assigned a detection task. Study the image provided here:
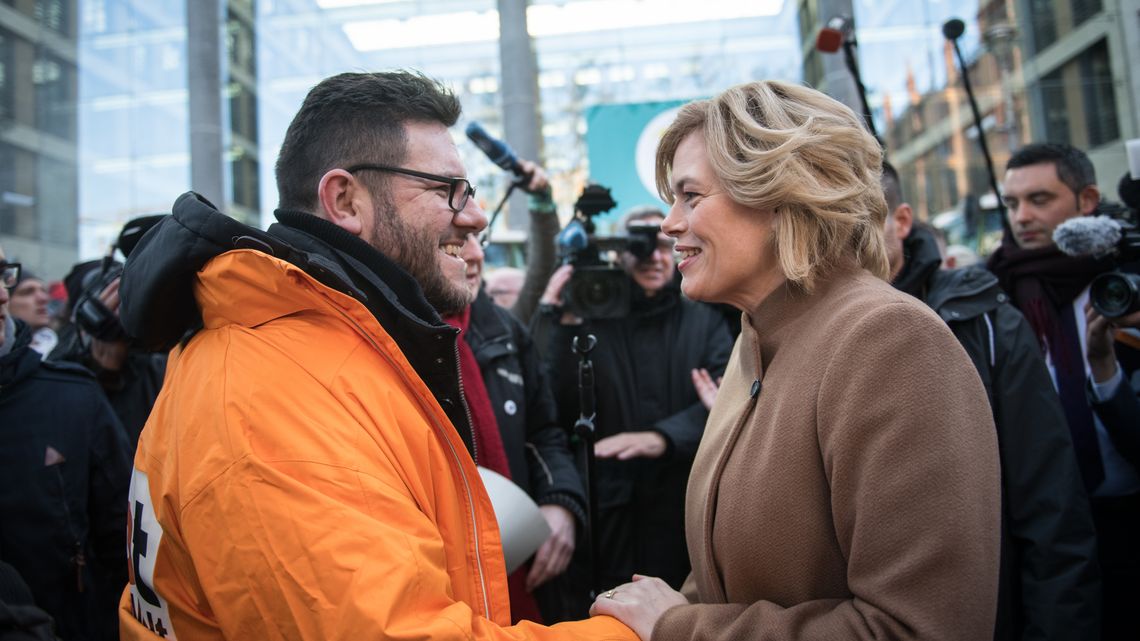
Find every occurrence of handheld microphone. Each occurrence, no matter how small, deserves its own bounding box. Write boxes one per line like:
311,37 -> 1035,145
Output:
465,121 -> 526,177
816,16 -> 850,53
1053,216 -> 1124,258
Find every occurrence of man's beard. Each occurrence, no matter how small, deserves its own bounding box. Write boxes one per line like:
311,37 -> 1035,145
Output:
366,202 -> 474,315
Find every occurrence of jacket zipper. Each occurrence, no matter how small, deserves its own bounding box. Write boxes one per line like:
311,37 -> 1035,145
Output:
334,308 -> 491,617
53,466 -> 86,592
452,339 -> 479,466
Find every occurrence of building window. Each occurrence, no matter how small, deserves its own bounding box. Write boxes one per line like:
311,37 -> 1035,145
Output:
1036,39 -> 1117,149
1079,39 -> 1117,147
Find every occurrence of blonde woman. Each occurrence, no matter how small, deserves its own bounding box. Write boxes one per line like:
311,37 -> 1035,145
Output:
591,81 -> 1002,640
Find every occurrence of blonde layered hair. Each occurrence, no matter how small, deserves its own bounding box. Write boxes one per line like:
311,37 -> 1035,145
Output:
655,80 -> 889,291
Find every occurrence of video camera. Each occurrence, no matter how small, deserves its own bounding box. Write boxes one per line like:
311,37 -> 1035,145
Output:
1054,171 -> 1140,318
71,214 -> 165,343
556,184 -> 662,320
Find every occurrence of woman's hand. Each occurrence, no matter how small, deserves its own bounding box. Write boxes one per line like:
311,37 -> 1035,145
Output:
589,575 -> 688,641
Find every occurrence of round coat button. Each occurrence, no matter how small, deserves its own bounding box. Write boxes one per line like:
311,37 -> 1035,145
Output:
504,400 -> 518,416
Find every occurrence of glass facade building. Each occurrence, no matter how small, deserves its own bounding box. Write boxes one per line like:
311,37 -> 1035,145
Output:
0,0 -> 1136,277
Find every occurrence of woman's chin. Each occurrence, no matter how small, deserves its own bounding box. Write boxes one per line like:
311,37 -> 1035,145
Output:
680,278 -> 712,303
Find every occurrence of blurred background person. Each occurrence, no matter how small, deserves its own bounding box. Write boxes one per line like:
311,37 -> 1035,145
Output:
534,205 -> 733,616
7,271 -> 57,357
592,80 -> 1000,640
485,267 -> 525,310
944,244 -> 981,269
446,231 -> 586,623
882,160 -> 1100,640
1,245 -> 132,641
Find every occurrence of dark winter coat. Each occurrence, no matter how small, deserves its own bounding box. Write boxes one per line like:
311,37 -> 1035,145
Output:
1085,317 -> 1140,472
0,321 -> 131,641
49,325 -> 166,450
895,227 -> 1101,641
466,290 -> 586,524
534,282 -> 733,591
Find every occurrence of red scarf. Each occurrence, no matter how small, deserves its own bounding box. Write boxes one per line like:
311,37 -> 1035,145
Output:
445,306 -> 512,478
444,306 -> 543,624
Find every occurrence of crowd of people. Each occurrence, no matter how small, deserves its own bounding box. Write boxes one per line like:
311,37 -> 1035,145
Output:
1,68 -> 1137,641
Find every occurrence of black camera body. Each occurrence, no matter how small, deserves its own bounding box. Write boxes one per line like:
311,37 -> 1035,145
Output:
557,184 -> 625,319
73,259 -> 126,342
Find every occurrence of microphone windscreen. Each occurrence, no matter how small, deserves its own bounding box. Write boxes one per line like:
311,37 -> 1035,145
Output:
1053,216 -> 1122,257
816,28 -> 843,53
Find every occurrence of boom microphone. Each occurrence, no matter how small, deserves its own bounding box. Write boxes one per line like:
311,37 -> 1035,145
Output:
465,121 -> 526,177
1054,216 -> 1124,258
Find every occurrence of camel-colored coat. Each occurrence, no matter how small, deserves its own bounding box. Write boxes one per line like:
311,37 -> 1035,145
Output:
656,269 -> 1001,641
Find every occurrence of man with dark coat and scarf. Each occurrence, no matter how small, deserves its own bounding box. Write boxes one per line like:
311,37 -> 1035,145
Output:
988,142 -> 1140,641
440,164 -> 588,625
0,247 -> 132,641
881,162 -> 1101,640
533,207 -> 733,617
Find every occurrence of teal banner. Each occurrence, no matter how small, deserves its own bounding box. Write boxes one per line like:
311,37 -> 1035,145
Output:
585,99 -> 688,232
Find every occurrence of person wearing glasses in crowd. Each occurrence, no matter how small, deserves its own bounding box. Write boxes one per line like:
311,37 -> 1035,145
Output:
589,81 -> 1000,640
0,248 -> 132,641
534,205 -> 733,615
115,71 -> 637,641
441,219 -> 588,624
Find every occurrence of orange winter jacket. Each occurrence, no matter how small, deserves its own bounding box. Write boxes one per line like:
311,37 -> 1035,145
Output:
119,249 -> 635,641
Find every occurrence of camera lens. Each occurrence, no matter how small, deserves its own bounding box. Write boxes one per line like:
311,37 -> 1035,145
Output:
581,279 -> 613,307
1090,271 -> 1140,318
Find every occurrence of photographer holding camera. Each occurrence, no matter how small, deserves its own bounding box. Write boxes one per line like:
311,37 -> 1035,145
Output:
534,205 -> 732,613
50,216 -> 167,449
989,142 -> 1140,640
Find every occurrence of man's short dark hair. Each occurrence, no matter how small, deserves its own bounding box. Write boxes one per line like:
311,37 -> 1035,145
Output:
274,71 -> 462,212
881,161 -> 903,212
1006,142 -> 1096,196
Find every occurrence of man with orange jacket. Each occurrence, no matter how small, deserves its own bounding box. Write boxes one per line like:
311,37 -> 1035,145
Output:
115,71 -> 636,641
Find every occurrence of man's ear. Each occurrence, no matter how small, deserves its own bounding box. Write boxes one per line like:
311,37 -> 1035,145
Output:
1077,184 -> 1100,216
893,203 -> 915,241
317,169 -> 367,237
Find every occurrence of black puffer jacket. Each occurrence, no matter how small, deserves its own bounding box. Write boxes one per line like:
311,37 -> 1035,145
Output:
0,321 -> 131,641
466,290 -> 586,524
895,227 -> 1100,641
534,283 -> 733,592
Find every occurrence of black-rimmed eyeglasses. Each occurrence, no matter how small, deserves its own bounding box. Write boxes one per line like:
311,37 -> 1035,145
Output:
1,262 -> 20,289
346,164 -> 476,214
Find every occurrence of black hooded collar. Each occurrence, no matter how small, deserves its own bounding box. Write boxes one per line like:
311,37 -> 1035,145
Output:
119,193 -> 475,456
270,209 -> 451,335
892,225 -> 943,300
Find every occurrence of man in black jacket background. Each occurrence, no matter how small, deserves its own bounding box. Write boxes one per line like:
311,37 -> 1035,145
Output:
533,207 -> 733,615
442,165 -> 588,624
881,162 -> 1100,640
0,248 -> 132,641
